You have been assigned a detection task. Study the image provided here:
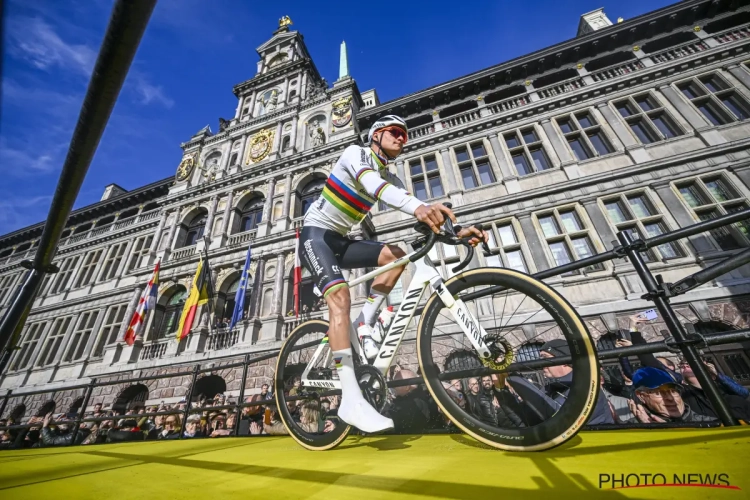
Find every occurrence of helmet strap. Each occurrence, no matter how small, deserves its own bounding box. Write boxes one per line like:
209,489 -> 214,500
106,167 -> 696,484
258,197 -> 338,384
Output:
370,132 -> 397,163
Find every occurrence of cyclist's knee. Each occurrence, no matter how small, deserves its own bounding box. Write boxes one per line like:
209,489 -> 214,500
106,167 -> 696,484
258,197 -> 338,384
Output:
325,286 -> 351,314
380,244 -> 406,265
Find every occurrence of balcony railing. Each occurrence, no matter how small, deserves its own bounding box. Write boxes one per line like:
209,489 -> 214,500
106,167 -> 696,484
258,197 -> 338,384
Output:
292,217 -> 304,229
113,216 -> 137,230
207,329 -> 240,350
228,229 -> 257,247
170,245 -> 196,261
536,76 -> 585,99
140,340 -> 169,360
408,122 -> 435,140
53,209 -> 162,250
90,225 -> 113,237
138,209 -> 160,222
714,25 -> 750,44
441,109 -> 482,129
589,59 -> 645,83
487,94 -> 530,114
650,40 -> 709,64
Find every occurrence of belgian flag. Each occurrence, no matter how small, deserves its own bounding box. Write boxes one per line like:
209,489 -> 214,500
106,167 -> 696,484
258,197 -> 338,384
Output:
176,256 -> 210,341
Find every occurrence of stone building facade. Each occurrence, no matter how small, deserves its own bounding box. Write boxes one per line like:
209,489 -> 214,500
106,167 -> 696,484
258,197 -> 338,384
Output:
2,1 -> 750,418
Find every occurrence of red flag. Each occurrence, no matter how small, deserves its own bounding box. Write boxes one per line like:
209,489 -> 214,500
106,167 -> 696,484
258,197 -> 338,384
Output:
124,261 -> 160,346
294,228 -> 302,318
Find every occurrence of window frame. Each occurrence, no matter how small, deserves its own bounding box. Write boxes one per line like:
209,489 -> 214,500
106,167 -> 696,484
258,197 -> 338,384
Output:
51,256 -> 81,295
503,124 -> 553,176
453,140 -> 496,190
555,110 -> 614,161
91,303 -> 129,358
535,205 -> 605,275
676,72 -> 750,125
74,249 -> 104,288
126,235 -> 154,273
63,310 -> 100,363
11,321 -> 47,371
36,316 -> 74,367
407,154 -> 444,201
479,218 -> 531,273
613,92 -> 684,144
673,173 -> 750,251
99,241 -> 129,282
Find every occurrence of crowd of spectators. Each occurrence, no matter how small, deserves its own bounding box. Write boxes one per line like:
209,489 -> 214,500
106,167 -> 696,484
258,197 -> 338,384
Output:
1,312 -> 748,449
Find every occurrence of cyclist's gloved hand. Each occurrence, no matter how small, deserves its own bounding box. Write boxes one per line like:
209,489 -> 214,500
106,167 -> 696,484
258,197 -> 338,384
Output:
457,226 -> 489,247
414,203 -> 457,234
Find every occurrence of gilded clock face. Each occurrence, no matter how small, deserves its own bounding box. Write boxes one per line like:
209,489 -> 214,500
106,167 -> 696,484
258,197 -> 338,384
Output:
176,156 -> 195,181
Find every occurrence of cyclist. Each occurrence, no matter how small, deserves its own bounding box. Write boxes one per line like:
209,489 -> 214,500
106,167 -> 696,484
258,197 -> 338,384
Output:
300,115 -> 487,433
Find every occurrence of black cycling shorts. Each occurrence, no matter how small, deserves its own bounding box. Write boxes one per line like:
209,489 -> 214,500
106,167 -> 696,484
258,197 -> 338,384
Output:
299,225 -> 385,297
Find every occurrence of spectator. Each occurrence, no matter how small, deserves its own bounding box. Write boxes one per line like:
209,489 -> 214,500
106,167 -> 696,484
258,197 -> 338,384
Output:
106,419 -> 145,443
210,412 -> 237,437
473,375 -> 525,428
598,370 -> 636,424
539,339 -> 615,425
628,367 -> 716,423
40,413 -> 91,447
183,415 -> 203,438
158,414 -> 181,439
387,370 -> 442,433
676,359 -> 750,422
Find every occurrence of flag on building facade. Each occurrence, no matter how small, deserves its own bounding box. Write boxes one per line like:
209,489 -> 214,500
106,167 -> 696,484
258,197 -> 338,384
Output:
229,244 -> 252,331
176,256 -> 209,341
293,227 -> 302,318
124,261 -> 160,346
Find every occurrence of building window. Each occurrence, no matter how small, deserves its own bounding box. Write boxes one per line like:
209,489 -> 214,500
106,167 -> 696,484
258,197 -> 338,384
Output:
677,73 -> 750,125
74,249 -> 104,288
11,322 -> 47,371
427,242 -> 462,279
675,174 -> 750,251
64,310 -> 100,362
515,342 -> 542,362
298,178 -> 326,216
454,141 -> 495,189
602,192 -> 684,261
504,126 -> 552,175
555,110 -> 613,161
100,242 -> 128,282
36,316 -> 74,367
282,136 -> 291,151
183,212 -> 207,247
238,198 -> 264,232
126,235 -> 153,273
614,93 -> 683,144
481,220 -> 529,272
536,207 -> 604,275
51,256 -> 81,294
0,272 -> 18,306
154,287 -> 188,339
92,304 -> 128,357
408,155 -> 443,201
220,275 -> 252,323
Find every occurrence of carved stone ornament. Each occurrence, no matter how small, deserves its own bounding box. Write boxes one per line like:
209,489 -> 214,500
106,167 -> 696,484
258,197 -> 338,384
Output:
175,153 -> 197,181
247,128 -> 275,163
332,97 -> 353,128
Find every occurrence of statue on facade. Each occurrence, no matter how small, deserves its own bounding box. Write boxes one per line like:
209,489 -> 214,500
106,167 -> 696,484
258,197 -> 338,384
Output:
258,89 -> 282,115
309,120 -> 326,147
218,117 -> 230,132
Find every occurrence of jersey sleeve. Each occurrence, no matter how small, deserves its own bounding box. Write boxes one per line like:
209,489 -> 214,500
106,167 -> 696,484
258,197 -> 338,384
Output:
343,147 -> 425,215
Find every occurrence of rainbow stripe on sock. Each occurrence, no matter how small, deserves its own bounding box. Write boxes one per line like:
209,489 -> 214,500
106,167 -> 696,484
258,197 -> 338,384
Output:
334,356 -> 343,369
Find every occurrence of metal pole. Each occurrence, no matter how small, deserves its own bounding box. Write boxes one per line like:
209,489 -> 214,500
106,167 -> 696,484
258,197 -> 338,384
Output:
69,379 -> 96,446
180,365 -> 200,439
0,0 -> 157,366
617,230 -> 737,426
235,354 -> 250,437
0,390 -> 12,419
670,247 -> 750,296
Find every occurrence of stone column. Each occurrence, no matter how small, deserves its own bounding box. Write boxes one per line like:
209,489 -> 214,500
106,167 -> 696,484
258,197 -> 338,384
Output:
517,214 -> 550,272
727,64 -> 750,91
651,181 -> 714,254
248,91 -> 258,119
301,73 -> 308,100
290,115 -> 299,152
439,148 -> 460,194
395,160 -> 407,184
218,141 -> 232,173
281,174 -> 293,218
148,211 -> 168,256
487,134 -> 514,180
581,198 -> 619,251
203,195 -> 219,240
249,256 -> 266,320
272,253 -> 286,315
220,190 -> 235,239
237,135 -> 249,168
540,118 -> 574,164
165,210 -> 180,251
281,76 -> 290,105
257,178 -> 276,237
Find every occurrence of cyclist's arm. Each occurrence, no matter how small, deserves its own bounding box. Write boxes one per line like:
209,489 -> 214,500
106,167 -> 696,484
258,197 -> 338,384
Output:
347,151 -> 424,215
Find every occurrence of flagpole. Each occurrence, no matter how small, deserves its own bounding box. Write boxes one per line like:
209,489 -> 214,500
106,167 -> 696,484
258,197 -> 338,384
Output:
202,236 -> 216,337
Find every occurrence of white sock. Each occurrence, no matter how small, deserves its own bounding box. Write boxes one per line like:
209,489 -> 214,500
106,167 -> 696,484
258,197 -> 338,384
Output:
361,289 -> 388,327
332,348 -> 363,400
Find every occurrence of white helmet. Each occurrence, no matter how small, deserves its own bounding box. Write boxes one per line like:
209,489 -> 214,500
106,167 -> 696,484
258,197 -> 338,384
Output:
367,115 -> 408,143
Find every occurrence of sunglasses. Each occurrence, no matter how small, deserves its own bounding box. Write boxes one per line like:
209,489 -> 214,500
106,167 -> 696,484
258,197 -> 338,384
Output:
382,126 -> 407,143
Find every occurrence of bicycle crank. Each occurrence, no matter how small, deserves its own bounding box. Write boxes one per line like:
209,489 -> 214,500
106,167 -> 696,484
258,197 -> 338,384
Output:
354,365 -> 388,413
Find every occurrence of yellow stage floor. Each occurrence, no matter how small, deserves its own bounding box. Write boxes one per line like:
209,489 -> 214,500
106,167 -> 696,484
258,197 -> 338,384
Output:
1,428 -> 749,499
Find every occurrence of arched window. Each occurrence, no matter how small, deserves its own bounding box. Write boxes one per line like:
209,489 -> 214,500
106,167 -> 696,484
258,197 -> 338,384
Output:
230,153 -> 238,166
182,213 -> 207,247
239,198 -> 264,232
219,275 -> 252,324
154,287 -> 188,339
282,136 -> 291,151
288,267 -> 319,314
298,179 -> 326,216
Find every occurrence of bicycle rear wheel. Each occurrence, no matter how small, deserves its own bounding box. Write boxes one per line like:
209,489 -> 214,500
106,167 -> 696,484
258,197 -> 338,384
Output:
417,267 -> 598,451
274,320 -> 351,451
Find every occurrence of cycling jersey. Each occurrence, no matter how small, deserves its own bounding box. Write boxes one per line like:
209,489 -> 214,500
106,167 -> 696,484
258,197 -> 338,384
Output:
304,145 -> 424,235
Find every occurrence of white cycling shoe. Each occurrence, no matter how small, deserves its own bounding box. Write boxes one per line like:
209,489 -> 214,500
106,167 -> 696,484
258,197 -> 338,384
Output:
338,395 -> 394,434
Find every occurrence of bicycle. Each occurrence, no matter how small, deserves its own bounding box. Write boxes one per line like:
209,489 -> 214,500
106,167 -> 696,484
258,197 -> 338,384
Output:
274,211 -> 599,451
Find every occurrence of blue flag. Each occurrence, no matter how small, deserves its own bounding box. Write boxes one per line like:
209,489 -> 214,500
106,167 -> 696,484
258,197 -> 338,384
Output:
229,244 -> 252,331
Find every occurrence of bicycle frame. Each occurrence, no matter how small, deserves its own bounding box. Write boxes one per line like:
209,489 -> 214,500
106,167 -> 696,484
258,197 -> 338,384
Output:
300,249 -> 494,390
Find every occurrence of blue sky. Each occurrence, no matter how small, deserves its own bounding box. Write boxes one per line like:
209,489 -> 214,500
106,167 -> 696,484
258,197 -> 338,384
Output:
0,0 -> 674,236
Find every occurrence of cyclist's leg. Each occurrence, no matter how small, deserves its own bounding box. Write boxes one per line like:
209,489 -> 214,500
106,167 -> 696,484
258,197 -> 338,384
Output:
299,226 -> 394,433
340,241 -> 406,327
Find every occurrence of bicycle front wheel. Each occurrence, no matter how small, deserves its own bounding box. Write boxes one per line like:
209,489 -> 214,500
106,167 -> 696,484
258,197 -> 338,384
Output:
417,267 -> 598,451
274,320 -> 352,451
